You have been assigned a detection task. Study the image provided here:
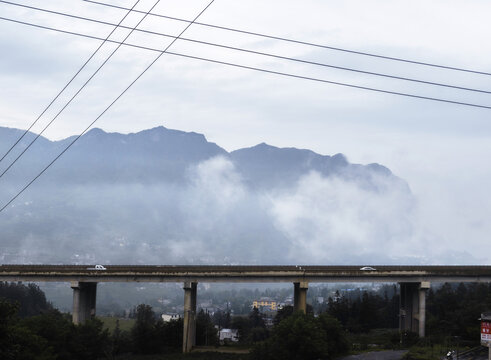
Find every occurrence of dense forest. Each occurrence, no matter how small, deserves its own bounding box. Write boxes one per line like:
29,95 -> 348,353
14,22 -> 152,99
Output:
1,281 -> 490,359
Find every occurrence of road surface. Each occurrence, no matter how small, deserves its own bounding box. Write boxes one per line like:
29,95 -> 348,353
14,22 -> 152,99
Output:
339,350 -> 408,360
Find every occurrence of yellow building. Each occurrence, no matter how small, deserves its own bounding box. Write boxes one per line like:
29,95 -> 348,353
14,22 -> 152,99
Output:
252,297 -> 277,311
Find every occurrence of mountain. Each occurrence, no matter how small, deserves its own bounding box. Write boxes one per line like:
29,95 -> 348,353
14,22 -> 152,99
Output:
0,126 -> 227,184
230,142 -> 397,191
0,126 -> 404,190
0,125 -> 412,265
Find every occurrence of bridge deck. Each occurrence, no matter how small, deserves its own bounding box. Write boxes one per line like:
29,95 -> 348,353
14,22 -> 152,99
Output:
1,265 -> 491,283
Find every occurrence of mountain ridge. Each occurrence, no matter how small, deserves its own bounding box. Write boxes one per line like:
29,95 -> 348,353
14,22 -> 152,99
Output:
0,125 -> 402,191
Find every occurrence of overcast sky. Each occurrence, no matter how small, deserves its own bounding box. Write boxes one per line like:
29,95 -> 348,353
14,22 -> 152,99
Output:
1,0 -> 491,263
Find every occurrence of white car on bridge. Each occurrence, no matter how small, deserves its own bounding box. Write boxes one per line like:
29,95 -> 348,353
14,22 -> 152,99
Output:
87,265 -> 106,270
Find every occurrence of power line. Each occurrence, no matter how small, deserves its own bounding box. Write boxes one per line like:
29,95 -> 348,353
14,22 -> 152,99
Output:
2,15 -> 491,111
0,0 -> 162,181
82,0 -> 491,77
2,0 -> 490,95
0,0 -> 142,165
0,0 -> 216,213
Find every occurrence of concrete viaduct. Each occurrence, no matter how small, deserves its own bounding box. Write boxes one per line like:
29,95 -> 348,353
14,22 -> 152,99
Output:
1,265 -> 491,352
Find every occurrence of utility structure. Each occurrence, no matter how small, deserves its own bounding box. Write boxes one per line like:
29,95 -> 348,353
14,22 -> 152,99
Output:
482,312 -> 491,360
399,281 -> 430,336
2,265 -> 491,353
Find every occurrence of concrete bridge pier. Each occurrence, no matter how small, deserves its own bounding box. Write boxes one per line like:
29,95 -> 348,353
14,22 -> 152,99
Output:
399,281 -> 430,337
71,281 -> 97,324
182,282 -> 197,353
293,281 -> 308,313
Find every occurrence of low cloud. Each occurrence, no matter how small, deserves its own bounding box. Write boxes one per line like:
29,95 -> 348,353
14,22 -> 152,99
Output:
0,155 -> 482,265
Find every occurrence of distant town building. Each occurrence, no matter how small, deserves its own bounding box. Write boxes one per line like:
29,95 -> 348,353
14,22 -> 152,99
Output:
161,313 -> 181,322
219,328 -> 239,343
252,297 -> 277,311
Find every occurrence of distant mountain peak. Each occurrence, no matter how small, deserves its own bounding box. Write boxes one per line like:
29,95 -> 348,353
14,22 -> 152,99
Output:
86,128 -> 106,136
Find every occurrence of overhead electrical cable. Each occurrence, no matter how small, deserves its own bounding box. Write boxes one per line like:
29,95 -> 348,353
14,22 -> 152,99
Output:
0,0 -> 162,181
0,0 -> 141,165
2,0 -> 490,95
82,0 -> 491,77
0,0 -> 216,213
1,16 -> 490,111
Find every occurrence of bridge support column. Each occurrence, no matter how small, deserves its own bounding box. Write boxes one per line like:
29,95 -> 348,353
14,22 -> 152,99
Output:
183,282 -> 197,353
71,281 -> 97,325
399,282 -> 429,337
294,281 -> 308,313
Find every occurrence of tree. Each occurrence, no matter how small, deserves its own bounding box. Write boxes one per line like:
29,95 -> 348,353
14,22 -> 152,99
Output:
21,310 -> 73,358
70,318 -> 110,360
252,312 -> 329,360
196,309 -> 218,346
0,282 -> 52,317
249,307 -> 265,328
0,299 -> 56,360
317,313 -> 349,355
156,318 -> 182,350
131,304 -> 159,354
230,315 -> 252,343
0,298 -> 21,360
212,309 -> 231,329
274,305 -> 293,325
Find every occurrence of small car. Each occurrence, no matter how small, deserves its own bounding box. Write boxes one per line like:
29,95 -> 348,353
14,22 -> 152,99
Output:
87,265 -> 107,270
360,266 -> 376,271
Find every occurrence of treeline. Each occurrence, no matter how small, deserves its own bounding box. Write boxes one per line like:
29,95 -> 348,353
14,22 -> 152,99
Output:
2,281 -> 491,359
426,282 -> 491,341
326,285 -> 400,332
251,311 -> 349,360
1,299 -> 110,360
0,281 -> 53,317
324,282 -> 491,343
0,299 -> 194,359
0,282 -> 349,360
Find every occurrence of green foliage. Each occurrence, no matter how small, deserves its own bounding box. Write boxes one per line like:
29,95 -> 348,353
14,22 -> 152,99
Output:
0,298 -> 20,359
252,311 -> 348,360
71,318 -> 111,360
248,307 -> 265,328
130,303 -> 184,354
273,305 -> 293,325
0,282 -> 53,317
21,310 -> 73,358
348,328 -> 402,351
317,312 -> 350,355
196,309 -> 219,346
0,298 -> 110,360
131,304 -> 160,354
101,316 -> 136,333
327,286 -> 399,333
212,310 -> 231,329
230,315 -> 252,343
0,298 -> 55,360
230,307 -> 269,344
426,282 -> 491,342
156,317 -> 183,350
402,345 -> 448,360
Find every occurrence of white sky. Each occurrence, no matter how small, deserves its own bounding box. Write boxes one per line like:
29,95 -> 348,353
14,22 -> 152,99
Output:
1,0 -> 491,262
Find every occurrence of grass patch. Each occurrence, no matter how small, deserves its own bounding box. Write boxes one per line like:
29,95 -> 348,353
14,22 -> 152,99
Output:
402,345 -> 448,360
115,353 -> 248,360
99,316 -> 136,333
348,328 -> 401,352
